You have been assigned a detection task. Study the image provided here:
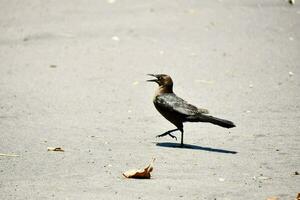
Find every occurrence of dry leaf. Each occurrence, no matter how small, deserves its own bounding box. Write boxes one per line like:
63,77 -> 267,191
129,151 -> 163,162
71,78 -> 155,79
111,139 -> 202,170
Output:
123,158 -> 155,179
47,147 -> 64,152
296,193 -> 300,200
0,153 -> 19,157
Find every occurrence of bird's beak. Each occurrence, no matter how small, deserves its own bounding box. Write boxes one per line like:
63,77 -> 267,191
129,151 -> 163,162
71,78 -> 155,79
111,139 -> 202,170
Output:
147,74 -> 159,83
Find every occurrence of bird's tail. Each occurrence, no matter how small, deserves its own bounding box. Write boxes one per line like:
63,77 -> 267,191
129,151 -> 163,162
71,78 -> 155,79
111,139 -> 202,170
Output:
187,114 -> 235,128
205,116 -> 235,128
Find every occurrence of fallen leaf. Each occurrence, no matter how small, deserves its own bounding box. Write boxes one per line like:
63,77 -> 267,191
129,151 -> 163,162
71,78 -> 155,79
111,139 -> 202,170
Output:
0,153 -> 19,157
296,193 -> 300,200
123,158 -> 155,179
47,147 -> 64,152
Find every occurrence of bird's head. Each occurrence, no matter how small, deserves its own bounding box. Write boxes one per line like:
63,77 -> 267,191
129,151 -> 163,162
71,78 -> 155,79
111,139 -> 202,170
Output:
147,74 -> 173,87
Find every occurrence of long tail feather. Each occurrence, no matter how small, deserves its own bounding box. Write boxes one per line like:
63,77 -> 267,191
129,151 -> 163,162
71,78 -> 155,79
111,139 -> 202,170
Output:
206,116 -> 235,128
186,115 -> 236,128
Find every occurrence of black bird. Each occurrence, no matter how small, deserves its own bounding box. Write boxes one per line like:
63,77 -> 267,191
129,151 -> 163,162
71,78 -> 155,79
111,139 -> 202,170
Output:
147,74 -> 235,147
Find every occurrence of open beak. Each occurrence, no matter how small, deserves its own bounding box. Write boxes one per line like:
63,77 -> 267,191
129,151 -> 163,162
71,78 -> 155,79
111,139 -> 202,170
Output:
147,74 -> 159,83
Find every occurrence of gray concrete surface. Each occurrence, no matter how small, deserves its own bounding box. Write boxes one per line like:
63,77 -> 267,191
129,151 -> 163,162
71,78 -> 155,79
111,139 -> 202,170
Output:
0,0 -> 299,199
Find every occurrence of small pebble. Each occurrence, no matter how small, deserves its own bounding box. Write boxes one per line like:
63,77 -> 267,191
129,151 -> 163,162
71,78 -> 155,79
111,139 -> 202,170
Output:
111,36 -> 120,41
258,176 -> 271,180
186,9 -> 195,14
107,0 -> 115,3
132,81 -> 139,85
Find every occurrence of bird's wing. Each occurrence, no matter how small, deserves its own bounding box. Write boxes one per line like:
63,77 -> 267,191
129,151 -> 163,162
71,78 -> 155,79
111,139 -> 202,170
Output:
155,93 -> 208,116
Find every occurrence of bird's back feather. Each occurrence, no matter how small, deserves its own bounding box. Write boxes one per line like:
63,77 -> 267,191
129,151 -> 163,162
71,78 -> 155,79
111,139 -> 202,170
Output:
154,93 -> 209,117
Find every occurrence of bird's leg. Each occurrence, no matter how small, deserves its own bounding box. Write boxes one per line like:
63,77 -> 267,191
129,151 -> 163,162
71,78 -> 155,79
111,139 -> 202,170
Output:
156,128 -> 179,140
179,128 -> 184,147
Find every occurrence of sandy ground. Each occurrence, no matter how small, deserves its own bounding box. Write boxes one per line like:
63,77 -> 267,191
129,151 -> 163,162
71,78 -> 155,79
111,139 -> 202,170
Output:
0,0 -> 300,199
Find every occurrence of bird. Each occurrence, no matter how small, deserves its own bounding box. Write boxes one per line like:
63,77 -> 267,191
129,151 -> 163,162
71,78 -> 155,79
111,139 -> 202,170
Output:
147,74 -> 235,147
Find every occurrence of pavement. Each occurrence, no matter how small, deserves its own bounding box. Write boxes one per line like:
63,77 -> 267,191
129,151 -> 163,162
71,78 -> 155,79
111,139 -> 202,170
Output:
0,0 -> 299,199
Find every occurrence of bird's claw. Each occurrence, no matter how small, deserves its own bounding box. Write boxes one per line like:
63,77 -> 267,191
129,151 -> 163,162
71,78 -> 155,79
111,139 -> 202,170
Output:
156,133 -> 177,141
169,133 -> 177,141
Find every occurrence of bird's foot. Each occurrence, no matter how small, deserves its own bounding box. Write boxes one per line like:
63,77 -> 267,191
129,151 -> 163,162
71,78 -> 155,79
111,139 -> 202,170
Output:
156,133 -> 177,140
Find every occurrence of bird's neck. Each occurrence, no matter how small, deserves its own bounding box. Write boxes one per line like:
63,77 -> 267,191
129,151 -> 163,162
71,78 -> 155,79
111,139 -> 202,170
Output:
156,85 -> 173,95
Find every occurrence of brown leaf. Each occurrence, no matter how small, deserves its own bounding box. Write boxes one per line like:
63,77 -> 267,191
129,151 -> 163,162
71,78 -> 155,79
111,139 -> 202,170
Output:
123,158 -> 155,179
47,147 -> 64,152
296,193 -> 300,200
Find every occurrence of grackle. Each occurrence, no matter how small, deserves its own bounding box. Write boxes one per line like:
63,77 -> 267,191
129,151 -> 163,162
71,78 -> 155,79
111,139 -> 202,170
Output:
147,74 -> 235,147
